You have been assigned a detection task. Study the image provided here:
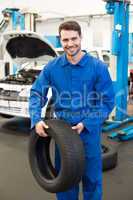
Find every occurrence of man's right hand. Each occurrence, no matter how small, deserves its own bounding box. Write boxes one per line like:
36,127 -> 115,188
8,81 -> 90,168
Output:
35,120 -> 49,137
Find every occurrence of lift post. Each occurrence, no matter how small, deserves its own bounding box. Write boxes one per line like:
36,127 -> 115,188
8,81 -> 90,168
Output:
102,0 -> 133,140
104,0 -> 130,121
2,8 -> 25,31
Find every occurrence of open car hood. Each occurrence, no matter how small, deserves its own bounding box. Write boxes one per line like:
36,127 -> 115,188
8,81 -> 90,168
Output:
2,30 -> 58,64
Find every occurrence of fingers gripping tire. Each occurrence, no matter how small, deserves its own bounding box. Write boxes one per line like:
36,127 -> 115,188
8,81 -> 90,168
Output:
29,119 -> 85,193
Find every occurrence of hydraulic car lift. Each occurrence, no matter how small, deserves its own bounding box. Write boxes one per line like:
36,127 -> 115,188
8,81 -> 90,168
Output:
102,0 -> 133,141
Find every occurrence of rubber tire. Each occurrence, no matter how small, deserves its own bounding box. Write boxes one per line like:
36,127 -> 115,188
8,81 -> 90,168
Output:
102,144 -> 118,171
0,114 -> 13,118
29,119 -> 85,193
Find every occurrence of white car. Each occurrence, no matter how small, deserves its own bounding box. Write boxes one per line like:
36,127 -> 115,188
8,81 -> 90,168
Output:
89,49 -> 110,67
0,31 -> 58,118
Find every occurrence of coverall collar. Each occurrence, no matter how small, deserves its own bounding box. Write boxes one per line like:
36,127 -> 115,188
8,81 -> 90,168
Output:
61,51 -> 89,67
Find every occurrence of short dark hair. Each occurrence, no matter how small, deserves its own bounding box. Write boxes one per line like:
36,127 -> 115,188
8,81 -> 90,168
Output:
59,20 -> 81,37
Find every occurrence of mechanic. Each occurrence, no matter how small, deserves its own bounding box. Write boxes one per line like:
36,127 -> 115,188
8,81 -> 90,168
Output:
29,20 -> 115,200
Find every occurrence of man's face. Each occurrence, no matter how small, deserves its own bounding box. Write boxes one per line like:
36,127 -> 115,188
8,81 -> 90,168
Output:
60,30 -> 82,56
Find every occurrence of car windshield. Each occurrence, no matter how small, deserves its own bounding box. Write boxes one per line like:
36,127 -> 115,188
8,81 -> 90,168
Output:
101,50 -> 110,66
89,50 -> 110,67
89,50 -> 99,59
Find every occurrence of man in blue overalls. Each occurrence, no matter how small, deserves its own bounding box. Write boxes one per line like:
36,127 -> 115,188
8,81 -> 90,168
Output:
29,21 -> 115,200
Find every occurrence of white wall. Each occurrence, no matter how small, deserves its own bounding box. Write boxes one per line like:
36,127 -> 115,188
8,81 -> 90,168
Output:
90,15 -> 113,49
36,14 -> 113,51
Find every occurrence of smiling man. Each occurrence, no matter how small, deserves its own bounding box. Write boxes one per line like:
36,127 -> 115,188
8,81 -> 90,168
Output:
29,21 -> 115,200
60,27 -> 82,57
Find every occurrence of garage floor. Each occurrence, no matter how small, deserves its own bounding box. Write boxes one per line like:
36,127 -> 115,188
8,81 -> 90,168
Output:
0,115 -> 133,200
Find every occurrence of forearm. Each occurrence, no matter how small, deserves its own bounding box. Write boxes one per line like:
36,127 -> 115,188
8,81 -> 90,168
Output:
29,91 -> 42,128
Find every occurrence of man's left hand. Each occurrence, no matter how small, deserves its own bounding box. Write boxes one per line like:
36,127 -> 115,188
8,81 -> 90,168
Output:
72,122 -> 84,134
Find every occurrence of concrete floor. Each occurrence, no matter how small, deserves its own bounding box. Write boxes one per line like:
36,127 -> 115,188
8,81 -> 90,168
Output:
0,116 -> 133,200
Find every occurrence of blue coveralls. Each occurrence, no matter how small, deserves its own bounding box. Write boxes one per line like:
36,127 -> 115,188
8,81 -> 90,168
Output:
29,52 -> 115,200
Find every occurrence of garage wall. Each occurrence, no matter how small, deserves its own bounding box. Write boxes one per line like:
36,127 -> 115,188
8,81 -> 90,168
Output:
90,15 -> 113,49
36,14 -> 113,50
36,18 -> 93,50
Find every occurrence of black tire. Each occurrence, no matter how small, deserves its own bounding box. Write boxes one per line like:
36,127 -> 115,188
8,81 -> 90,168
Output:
0,114 -> 13,118
102,144 -> 118,171
28,119 -> 85,193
